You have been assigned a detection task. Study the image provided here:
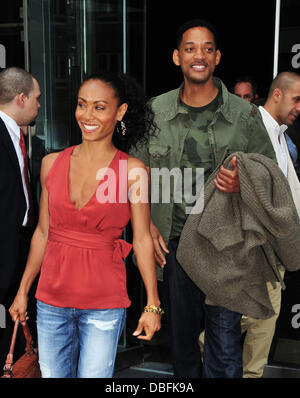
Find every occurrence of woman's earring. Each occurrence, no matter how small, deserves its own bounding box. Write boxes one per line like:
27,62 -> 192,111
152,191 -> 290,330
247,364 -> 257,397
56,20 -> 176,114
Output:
120,121 -> 126,136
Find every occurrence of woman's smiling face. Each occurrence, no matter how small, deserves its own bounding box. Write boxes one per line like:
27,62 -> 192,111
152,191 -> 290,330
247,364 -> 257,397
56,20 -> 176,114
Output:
75,79 -> 127,142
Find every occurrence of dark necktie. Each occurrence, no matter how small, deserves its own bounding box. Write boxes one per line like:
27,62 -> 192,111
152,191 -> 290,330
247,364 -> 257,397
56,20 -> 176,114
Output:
19,128 -> 34,227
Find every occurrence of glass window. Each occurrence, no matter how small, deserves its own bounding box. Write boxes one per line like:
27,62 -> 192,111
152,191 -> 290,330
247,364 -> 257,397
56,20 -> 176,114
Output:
27,0 -> 145,154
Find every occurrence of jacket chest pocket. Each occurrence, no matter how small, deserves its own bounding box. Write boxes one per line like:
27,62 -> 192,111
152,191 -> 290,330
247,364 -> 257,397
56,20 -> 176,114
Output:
149,144 -> 171,168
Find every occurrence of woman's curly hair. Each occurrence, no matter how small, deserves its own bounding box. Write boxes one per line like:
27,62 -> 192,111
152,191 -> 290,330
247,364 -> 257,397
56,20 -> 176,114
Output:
82,71 -> 157,153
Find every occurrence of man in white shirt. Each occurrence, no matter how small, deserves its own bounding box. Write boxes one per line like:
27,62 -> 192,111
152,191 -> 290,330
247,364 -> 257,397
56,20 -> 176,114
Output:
242,71 -> 300,378
0,67 -> 41,373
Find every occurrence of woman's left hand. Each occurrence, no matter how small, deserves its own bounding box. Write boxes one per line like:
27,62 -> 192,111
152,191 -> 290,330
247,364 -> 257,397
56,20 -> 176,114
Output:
132,312 -> 161,341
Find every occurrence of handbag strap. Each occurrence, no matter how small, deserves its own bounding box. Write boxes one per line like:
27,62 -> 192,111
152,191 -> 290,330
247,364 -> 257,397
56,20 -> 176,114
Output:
3,320 -> 35,375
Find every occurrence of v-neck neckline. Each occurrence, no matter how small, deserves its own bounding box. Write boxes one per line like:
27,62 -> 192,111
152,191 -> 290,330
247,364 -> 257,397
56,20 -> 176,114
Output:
67,146 -> 119,212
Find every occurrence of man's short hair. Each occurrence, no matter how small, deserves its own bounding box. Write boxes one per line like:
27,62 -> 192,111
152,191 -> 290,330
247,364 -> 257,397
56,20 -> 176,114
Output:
232,76 -> 258,98
176,19 -> 218,49
268,71 -> 300,98
0,67 -> 34,105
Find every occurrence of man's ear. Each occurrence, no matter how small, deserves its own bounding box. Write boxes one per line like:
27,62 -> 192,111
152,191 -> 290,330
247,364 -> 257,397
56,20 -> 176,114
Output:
172,49 -> 180,66
273,88 -> 282,103
16,93 -> 26,108
215,49 -> 221,66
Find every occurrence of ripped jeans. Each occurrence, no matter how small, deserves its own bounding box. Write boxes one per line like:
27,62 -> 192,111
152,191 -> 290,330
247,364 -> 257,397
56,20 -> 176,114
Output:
36,300 -> 126,378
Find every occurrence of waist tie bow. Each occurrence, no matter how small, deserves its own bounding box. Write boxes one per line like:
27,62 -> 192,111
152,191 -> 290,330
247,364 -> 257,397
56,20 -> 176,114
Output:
113,239 -> 133,263
48,228 -> 133,263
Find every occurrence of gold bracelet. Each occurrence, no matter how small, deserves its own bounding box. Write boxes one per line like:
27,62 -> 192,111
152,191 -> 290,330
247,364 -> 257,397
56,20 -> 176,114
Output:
144,305 -> 165,316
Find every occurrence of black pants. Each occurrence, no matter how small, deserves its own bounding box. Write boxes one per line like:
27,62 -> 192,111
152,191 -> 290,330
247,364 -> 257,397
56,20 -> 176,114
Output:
160,238 -> 205,378
0,227 -> 37,375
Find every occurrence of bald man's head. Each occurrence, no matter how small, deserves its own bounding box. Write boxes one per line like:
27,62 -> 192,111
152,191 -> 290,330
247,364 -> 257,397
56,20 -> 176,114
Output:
267,72 -> 300,98
264,72 -> 300,126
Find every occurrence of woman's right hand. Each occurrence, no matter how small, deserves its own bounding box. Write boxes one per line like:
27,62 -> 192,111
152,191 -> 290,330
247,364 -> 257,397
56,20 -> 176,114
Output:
9,293 -> 29,323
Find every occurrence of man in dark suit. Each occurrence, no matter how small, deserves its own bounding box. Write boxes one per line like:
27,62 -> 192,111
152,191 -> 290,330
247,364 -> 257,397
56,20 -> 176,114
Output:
0,67 -> 40,372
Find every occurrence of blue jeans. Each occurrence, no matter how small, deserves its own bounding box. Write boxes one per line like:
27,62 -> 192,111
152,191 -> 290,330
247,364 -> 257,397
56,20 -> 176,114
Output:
36,300 -> 126,378
203,304 -> 243,378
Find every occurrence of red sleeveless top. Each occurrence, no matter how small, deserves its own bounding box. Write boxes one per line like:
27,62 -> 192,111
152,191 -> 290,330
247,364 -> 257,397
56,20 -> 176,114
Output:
36,146 -> 132,309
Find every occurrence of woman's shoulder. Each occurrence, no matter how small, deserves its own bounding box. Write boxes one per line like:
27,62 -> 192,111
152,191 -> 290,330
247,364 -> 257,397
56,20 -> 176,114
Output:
128,155 -> 146,169
41,152 -> 60,170
41,146 -> 74,171
39,152 -> 60,186
41,146 -> 73,182
127,155 -> 148,171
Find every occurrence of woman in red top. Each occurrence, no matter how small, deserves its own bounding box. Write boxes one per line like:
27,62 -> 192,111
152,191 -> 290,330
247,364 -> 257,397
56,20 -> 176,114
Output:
9,71 -> 162,378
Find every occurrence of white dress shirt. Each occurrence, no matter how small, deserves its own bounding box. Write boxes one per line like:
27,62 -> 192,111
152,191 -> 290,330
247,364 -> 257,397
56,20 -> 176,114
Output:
259,106 -> 288,177
0,110 -> 30,226
259,105 -> 300,216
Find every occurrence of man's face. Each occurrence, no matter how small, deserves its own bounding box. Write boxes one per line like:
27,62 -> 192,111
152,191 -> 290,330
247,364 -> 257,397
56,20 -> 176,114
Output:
173,26 -> 221,85
22,78 -> 41,125
234,82 -> 255,102
276,80 -> 300,126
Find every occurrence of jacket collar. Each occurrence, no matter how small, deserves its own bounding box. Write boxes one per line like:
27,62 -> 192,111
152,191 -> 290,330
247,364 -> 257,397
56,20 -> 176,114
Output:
161,77 -> 233,123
